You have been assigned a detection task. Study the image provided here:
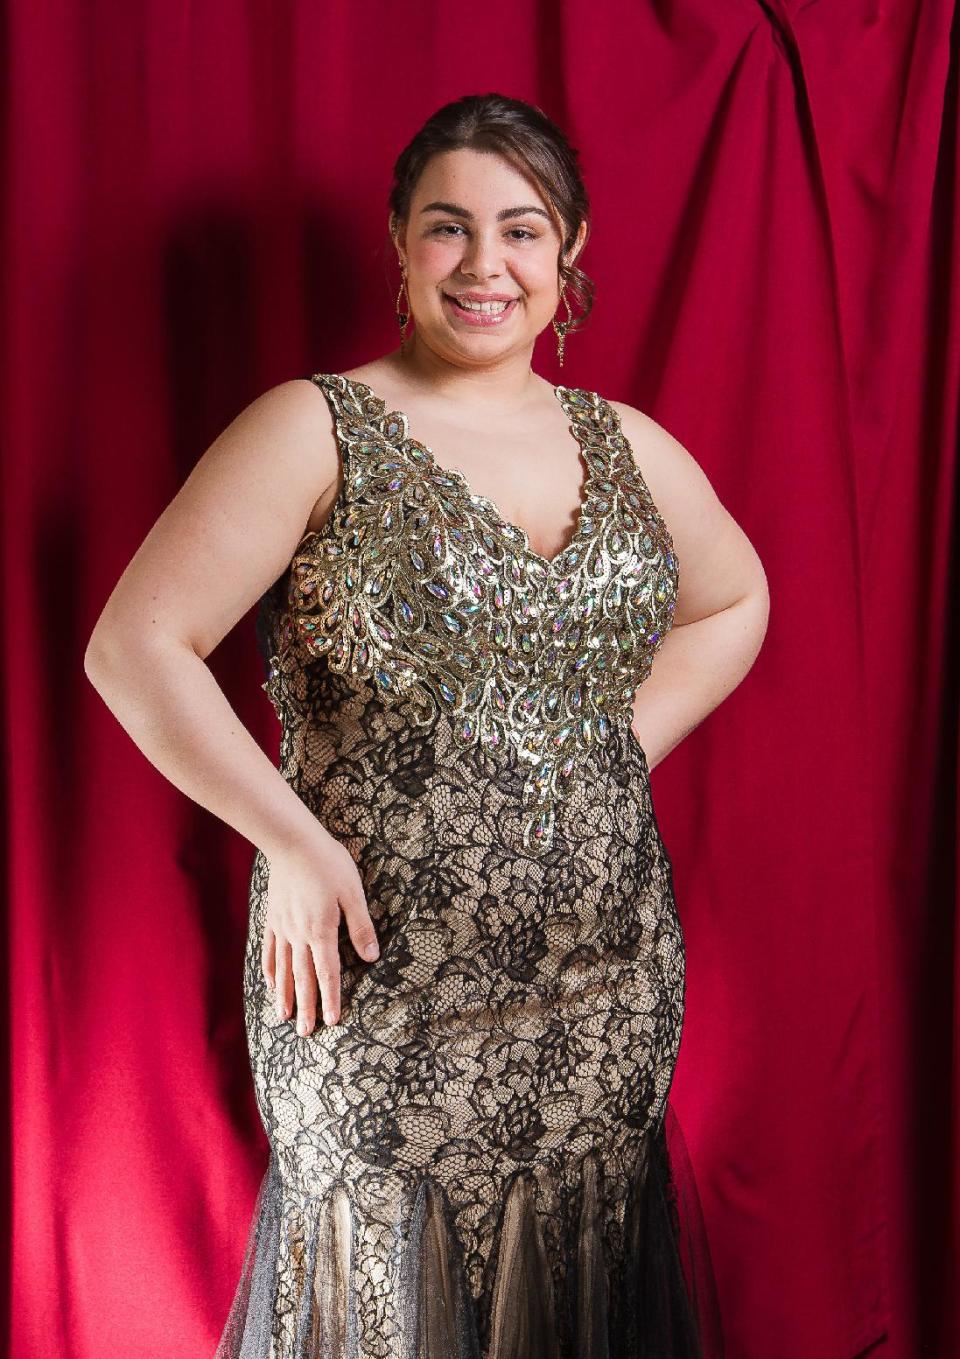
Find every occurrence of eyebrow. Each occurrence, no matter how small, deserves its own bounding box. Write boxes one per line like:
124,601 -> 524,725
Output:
419,200 -> 552,223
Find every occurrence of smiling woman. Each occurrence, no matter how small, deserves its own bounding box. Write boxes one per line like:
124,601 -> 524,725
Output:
86,90 -> 761,1359
213,93 -> 746,1358
390,126 -> 593,373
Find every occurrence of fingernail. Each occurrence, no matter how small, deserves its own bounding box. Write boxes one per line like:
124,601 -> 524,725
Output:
297,1018 -> 309,1035
363,942 -> 379,960
324,1008 -> 337,1025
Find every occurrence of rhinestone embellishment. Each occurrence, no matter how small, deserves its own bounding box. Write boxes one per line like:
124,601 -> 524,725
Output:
264,373 -> 679,853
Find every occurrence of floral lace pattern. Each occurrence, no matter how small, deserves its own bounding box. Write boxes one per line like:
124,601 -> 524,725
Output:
214,375 -> 719,1359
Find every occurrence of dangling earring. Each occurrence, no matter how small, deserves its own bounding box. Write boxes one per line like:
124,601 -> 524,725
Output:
396,260 -> 412,351
552,281 -> 574,366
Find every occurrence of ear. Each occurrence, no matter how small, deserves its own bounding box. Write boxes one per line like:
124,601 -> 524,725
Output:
563,218 -> 590,270
389,213 -> 407,261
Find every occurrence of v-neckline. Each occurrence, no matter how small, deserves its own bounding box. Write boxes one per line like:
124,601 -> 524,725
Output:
337,373 -> 600,574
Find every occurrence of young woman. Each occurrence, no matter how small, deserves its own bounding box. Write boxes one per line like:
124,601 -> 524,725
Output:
86,92 -> 766,1358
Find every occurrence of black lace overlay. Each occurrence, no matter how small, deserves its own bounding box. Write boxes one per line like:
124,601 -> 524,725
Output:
215,375 -> 724,1358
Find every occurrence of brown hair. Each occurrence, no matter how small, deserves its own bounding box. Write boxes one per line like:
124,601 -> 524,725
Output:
387,93 -> 594,333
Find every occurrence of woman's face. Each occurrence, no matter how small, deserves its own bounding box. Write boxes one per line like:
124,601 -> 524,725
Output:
393,147 -> 586,369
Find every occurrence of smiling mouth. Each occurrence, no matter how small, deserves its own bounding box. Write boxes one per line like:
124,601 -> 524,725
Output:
443,293 -> 520,321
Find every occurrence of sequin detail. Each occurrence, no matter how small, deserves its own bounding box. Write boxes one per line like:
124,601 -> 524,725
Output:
263,373 -> 679,853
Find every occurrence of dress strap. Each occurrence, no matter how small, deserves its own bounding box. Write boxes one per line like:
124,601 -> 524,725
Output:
302,372 -> 350,478
304,371 -> 412,489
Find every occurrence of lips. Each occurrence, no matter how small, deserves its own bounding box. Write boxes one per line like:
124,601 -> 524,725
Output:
443,293 -> 520,325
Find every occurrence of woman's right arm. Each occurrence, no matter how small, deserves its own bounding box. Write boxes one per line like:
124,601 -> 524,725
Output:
83,379 -> 380,1034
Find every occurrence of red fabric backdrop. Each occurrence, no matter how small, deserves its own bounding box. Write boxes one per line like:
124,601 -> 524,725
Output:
4,2 -> 957,1356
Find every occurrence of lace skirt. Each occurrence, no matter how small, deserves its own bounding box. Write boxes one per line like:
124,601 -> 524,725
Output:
214,1099 -> 723,1358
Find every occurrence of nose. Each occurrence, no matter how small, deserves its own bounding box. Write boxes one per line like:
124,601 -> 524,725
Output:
459,228 -> 505,280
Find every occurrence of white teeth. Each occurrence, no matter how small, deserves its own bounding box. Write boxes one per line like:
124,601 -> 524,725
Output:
454,297 -> 511,314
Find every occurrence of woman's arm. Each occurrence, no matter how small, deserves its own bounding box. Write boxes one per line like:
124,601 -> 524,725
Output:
84,380 -> 335,859
610,401 -> 770,769
84,379 -> 380,1033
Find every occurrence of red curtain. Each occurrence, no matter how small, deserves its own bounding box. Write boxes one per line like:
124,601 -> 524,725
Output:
4,2 -> 957,1356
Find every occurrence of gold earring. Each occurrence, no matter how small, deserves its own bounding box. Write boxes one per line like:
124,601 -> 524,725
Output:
552,282 -> 574,366
396,261 -> 412,350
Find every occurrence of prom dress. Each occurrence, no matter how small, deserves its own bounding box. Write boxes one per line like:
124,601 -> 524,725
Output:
215,373 -> 723,1358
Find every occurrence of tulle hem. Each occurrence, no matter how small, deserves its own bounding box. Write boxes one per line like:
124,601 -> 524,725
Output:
215,1100 -> 724,1359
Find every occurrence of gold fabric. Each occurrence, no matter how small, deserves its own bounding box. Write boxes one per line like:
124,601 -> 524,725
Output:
265,374 -> 679,853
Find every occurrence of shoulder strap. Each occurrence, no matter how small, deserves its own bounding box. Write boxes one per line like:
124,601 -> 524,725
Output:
300,372 -> 357,496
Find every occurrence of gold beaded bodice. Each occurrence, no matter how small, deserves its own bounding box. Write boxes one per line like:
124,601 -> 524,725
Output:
261,372 -> 679,853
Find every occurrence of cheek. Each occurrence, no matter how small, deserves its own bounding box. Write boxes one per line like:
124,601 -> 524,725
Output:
517,251 -> 561,293
412,240 -> 459,279
518,268 -> 560,308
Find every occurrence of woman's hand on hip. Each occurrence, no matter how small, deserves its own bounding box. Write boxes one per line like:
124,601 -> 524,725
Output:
261,829 -> 379,1034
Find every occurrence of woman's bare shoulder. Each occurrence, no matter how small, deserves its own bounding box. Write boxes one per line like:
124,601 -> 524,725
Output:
604,395 -> 733,531
605,395 -> 768,621
86,376 -> 343,662
605,397 -> 708,493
